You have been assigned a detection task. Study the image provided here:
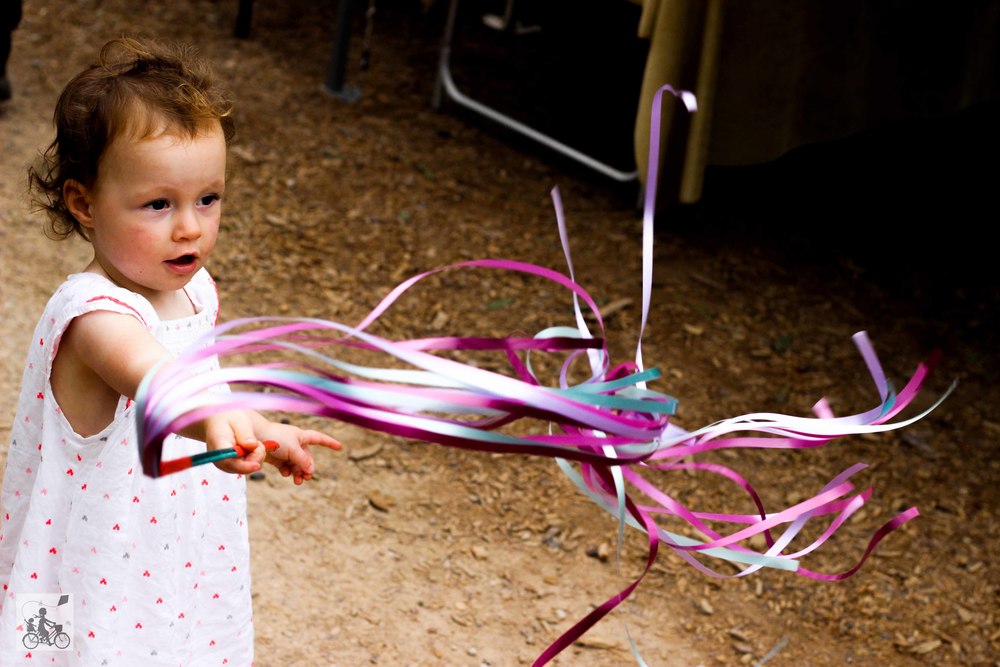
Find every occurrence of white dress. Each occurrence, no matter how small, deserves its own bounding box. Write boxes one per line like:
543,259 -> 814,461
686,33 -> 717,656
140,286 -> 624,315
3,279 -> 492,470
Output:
0,269 -> 254,665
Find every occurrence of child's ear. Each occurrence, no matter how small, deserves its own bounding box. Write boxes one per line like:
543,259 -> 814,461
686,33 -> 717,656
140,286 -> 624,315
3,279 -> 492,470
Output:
63,179 -> 95,228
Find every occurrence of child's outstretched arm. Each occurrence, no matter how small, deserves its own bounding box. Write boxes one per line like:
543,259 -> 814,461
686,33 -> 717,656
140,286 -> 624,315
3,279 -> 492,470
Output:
54,309 -> 341,479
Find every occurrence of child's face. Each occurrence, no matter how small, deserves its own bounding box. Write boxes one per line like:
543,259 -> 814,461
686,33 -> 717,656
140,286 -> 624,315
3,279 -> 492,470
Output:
80,124 -> 227,304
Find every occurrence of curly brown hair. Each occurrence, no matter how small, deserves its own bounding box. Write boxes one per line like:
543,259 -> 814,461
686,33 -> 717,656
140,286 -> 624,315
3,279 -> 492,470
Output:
29,35 -> 236,240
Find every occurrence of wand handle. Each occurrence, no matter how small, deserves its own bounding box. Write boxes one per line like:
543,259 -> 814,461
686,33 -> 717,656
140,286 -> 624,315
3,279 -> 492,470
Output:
160,440 -> 280,476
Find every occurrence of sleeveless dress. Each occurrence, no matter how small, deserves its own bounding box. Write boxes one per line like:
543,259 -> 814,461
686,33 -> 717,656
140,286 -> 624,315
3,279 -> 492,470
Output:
0,269 -> 254,665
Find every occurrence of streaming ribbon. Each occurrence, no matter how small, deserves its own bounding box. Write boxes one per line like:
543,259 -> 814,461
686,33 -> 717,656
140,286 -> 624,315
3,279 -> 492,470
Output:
135,85 -> 952,665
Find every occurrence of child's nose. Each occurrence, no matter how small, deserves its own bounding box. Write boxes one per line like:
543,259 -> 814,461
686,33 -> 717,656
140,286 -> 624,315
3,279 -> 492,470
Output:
172,207 -> 203,240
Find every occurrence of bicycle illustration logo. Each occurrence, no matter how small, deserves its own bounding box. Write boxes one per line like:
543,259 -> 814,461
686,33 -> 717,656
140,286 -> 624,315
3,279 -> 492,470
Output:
16,594 -> 73,652
23,610 -> 70,649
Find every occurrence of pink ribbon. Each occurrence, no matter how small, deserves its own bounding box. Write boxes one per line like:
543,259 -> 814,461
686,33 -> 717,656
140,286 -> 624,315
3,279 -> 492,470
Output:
134,84 -> 952,665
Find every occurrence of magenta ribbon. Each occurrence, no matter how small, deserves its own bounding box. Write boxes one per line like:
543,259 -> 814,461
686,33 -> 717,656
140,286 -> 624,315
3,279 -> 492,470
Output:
135,84 -> 952,665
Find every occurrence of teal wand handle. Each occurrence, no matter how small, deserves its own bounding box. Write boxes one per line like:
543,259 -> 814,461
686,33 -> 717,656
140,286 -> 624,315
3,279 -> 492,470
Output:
160,440 -> 279,476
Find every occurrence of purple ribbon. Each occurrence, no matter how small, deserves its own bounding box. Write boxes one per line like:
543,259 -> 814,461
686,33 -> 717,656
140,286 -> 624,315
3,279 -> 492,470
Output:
135,84 -> 951,665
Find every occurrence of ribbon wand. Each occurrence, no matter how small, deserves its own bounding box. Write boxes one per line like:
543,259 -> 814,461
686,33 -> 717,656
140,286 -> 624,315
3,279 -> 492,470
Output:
159,440 -> 280,476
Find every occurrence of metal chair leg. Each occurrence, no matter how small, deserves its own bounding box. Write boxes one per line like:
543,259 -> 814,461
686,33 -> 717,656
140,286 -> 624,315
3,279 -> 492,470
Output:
432,0 -> 637,183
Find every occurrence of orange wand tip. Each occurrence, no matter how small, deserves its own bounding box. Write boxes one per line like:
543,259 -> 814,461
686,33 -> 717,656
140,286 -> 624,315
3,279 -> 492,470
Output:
233,440 -> 281,458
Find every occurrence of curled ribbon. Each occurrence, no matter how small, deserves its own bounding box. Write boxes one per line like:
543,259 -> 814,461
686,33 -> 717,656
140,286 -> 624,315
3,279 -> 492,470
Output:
135,85 -> 951,664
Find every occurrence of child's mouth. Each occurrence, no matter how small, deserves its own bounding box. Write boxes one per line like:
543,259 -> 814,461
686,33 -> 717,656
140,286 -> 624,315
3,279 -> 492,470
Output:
166,254 -> 199,272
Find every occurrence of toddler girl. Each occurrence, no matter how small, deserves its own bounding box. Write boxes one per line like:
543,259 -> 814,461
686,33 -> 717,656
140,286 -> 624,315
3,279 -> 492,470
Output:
0,35 -> 341,664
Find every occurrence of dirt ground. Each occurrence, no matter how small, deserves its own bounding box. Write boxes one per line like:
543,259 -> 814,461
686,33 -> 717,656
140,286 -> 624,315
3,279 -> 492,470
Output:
1,1 -> 998,666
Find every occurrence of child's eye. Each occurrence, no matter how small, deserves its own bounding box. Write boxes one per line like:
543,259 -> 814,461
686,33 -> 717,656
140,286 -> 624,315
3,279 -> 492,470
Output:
199,194 -> 221,206
145,199 -> 170,211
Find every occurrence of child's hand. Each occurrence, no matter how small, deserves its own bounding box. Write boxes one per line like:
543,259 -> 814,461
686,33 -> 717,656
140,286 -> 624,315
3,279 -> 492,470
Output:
202,411 -> 342,482
252,419 -> 342,485
204,410 -> 269,476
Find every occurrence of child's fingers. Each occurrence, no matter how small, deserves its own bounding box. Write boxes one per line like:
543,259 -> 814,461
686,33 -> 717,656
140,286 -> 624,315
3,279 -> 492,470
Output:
290,443 -> 318,485
234,440 -> 267,466
258,428 -> 340,484
233,440 -> 277,461
214,454 -> 261,476
272,459 -> 305,485
300,430 -> 342,451
262,444 -> 310,481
